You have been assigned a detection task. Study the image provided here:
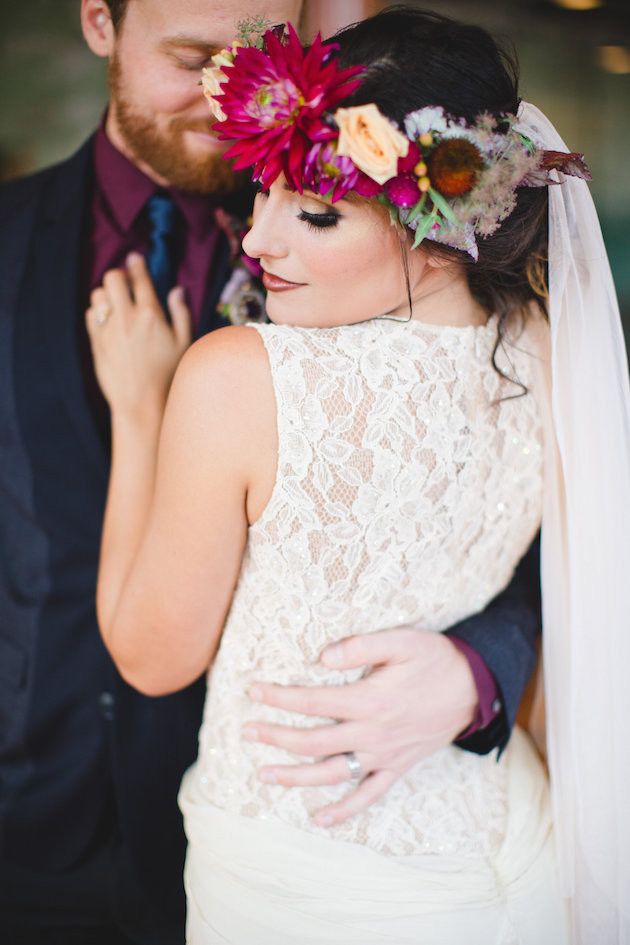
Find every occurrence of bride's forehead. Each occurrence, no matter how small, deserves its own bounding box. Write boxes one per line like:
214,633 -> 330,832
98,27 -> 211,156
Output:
272,177 -> 334,205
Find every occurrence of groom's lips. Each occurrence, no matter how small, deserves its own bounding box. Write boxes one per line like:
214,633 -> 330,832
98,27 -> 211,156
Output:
262,271 -> 305,292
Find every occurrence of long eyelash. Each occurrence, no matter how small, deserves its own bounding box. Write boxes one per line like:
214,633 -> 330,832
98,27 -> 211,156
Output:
298,210 -> 339,231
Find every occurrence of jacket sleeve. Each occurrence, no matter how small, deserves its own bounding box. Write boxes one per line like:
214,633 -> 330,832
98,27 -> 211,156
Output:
444,532 -> 541,755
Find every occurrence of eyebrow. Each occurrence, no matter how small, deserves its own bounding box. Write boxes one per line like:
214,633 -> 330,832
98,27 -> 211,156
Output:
283,182 -> 342,211
159,35 -> 223,53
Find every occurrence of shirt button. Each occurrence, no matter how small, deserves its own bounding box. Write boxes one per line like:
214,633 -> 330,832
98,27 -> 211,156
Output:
491,698 -> 502,715
98,691 -> 115,721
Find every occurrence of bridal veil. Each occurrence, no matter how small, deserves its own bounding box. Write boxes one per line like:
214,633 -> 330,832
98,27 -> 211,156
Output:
516,102 -> 630,943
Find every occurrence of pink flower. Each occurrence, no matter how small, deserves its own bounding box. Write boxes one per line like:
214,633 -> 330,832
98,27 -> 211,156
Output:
353,173 -> 382,198
303,142 -> 360,201
384,173 -> 421,208
397,141 -> 422,173
215,25 -> 364,191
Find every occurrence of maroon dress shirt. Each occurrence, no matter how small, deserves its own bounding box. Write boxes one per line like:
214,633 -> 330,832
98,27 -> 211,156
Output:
85,120 -> 221,328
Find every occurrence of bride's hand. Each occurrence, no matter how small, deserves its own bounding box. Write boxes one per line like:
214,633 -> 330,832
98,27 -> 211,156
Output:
86,253 -> 192,420
244,628 -> 478,826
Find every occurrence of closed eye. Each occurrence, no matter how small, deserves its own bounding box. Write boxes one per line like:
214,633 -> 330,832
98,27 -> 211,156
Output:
175,56 -> 213,70
298,209 -> 339,230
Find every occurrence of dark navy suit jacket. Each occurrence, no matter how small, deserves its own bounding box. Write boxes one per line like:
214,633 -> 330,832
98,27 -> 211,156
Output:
0,138 -> 541,940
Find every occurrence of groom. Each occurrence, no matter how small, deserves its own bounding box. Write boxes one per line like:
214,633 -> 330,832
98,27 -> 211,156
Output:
0,0 -> 541,943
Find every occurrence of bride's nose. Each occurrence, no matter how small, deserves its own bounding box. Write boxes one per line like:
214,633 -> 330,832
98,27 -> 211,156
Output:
242,195 -> 288,262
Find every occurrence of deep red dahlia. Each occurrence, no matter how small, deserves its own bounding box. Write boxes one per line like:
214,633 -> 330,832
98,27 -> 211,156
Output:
214,24 -> 364,191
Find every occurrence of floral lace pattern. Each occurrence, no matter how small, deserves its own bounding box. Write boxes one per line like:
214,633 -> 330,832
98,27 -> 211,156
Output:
195,315 -> 543,858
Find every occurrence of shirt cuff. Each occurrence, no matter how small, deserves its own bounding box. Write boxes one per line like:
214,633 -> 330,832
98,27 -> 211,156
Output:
450,635 -> 502,738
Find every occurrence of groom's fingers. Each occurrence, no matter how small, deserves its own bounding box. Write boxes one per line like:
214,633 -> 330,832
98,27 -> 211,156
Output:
257,752 -> 372,788
242,719 -> 365,758
312,769 -> 397,827
320,627 -> 424,671
248,680 -> 369,722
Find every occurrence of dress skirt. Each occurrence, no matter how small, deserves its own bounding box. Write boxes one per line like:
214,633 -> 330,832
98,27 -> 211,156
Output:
178,728 -> 569,944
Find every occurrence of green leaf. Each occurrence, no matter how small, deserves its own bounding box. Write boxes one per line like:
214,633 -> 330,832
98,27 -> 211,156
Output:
410,213 -> 435,250
406,194 -> 427,225
385,203 -> 400,225
517,132 -> 537,155
428,188 -> 457,224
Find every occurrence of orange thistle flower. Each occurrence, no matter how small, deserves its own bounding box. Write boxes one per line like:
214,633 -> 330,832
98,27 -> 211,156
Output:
427,138 -> 484,197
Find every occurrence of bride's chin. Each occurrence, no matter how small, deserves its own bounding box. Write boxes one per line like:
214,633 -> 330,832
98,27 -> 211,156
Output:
265,302 -> 310,328
265,306 -> 297,326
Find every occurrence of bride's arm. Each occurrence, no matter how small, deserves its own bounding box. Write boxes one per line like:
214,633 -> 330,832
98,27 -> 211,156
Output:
100,333 -> 252,694
87,256 -> 270,695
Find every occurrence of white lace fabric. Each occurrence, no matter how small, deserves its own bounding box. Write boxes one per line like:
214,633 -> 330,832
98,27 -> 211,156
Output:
195,314 -> 543,858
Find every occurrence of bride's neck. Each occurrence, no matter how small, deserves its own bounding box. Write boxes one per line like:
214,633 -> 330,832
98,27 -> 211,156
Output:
392,267 -> 488,328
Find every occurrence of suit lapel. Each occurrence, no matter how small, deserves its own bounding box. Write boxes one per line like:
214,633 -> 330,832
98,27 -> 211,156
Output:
25,153 -> 250,455
195,230 -> 233,340
34,138 -> 109,483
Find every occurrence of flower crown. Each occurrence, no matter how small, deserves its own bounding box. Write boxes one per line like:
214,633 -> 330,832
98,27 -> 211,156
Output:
202,20 -> 590,260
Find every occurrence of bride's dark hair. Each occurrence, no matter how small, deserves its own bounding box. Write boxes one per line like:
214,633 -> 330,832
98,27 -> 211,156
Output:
333,6 -> 548,378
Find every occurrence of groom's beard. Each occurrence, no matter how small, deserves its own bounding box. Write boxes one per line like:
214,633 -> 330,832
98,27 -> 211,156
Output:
108,53 -> 246,195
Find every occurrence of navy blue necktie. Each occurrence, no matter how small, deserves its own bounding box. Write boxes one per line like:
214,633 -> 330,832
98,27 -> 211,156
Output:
146,192 -> 177,312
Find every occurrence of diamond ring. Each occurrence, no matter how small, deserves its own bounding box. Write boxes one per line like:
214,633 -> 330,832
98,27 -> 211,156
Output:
343,751 -> 363,782
94,304 -> 112,326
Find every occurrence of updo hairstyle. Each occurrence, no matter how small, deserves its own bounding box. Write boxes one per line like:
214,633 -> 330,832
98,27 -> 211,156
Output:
332,6 -> 549,369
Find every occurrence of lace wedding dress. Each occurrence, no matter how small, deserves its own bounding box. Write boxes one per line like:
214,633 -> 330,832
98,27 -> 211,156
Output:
179,315 -> 569,944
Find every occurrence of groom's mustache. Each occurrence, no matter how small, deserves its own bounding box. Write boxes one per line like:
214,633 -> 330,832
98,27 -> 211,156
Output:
168,117 -> 219,136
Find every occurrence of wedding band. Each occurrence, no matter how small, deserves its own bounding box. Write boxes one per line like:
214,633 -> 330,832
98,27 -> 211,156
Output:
94,304 -> 111,326
343,751 -> 363,782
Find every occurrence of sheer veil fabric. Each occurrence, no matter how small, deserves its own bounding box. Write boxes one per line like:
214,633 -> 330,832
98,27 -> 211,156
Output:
514,102 -> 630,943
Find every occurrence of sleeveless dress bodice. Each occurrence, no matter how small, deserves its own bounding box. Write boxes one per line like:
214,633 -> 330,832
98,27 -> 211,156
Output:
193,314 -> 543,860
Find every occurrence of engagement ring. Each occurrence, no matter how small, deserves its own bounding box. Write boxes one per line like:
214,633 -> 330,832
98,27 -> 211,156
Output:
343,751 -> 363,782
94,304 -> 112,326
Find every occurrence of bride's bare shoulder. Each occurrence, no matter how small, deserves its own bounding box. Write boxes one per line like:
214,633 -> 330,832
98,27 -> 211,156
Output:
185,324 -> 269,371
173,325 -> 272,403
168,327 -> 277,497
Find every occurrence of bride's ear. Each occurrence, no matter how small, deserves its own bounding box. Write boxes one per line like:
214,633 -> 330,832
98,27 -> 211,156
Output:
81,0 -> 116,58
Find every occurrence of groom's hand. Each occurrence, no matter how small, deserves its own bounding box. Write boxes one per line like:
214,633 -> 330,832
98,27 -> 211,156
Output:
244,627 -> 478,826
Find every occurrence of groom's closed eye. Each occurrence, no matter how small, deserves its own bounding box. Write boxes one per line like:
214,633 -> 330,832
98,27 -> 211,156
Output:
159,36 -> 223,70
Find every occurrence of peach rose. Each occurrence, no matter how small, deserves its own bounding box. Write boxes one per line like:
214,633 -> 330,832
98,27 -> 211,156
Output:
334,104 -> 409,185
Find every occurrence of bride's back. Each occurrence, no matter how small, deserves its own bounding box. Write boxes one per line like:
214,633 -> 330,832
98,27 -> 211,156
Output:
195,313 -> 543,858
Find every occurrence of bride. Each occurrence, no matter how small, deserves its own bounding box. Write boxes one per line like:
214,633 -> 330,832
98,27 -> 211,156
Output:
87,8 -> 630,944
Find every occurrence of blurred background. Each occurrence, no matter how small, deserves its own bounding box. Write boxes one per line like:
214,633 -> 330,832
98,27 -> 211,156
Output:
1,0 -> 629,333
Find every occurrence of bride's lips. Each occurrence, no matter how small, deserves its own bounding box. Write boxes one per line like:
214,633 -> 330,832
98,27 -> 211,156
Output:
262,271 -> 305,292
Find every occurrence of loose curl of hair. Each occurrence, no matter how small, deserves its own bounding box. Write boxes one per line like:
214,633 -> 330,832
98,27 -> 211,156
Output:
333,6 -> 549,393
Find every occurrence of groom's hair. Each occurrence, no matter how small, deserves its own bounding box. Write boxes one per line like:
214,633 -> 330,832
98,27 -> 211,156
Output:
104,0 -> 128,31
